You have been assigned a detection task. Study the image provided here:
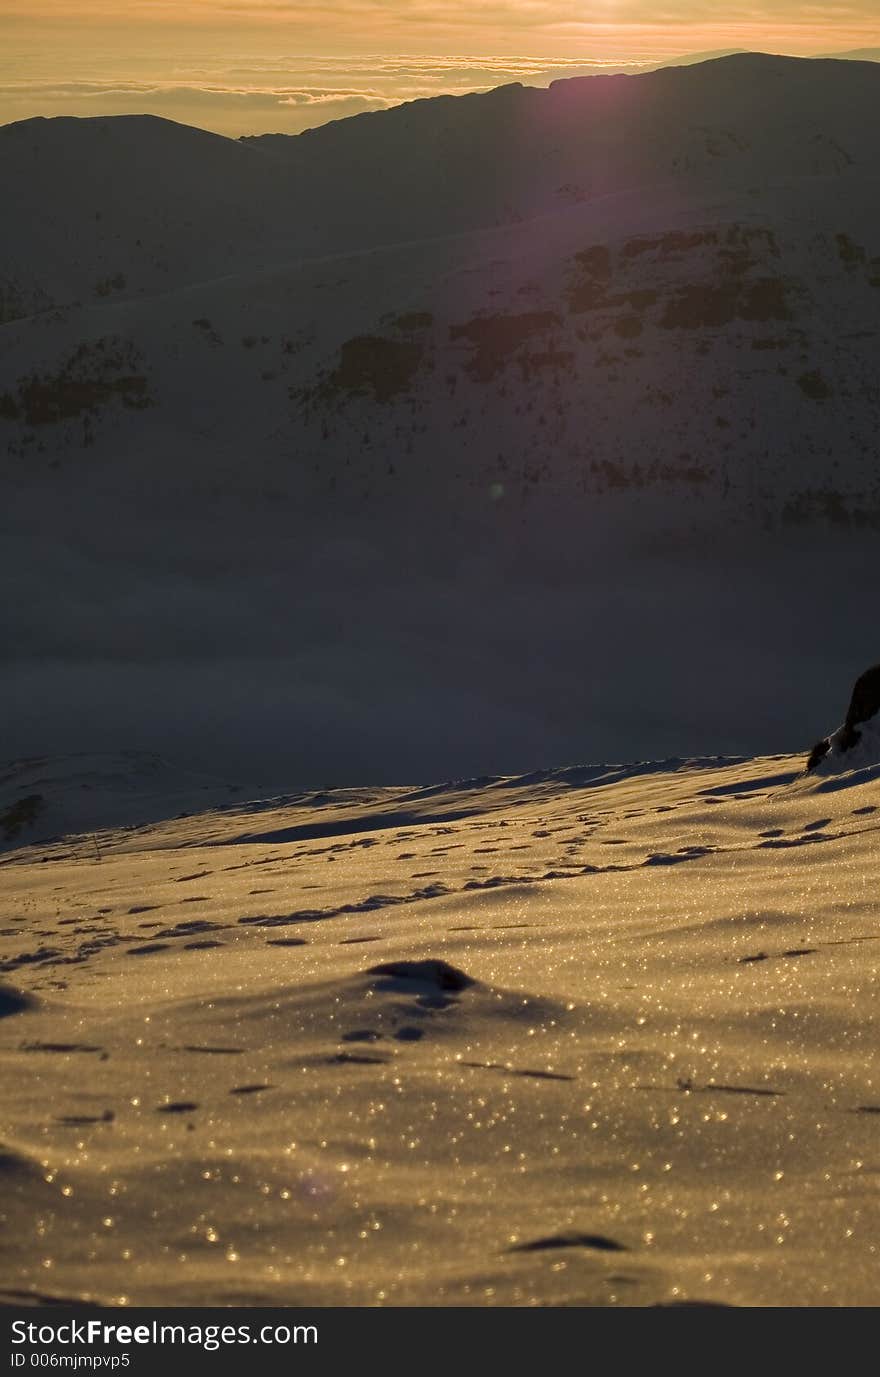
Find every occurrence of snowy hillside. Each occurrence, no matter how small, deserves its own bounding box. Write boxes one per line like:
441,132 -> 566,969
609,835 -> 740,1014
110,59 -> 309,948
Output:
3,53 -> 879,314
2,746 -> 879,1306
2,53 -> 880,777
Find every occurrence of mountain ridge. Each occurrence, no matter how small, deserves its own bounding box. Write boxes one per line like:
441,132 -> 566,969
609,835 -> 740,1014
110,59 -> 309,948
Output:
2,53 -> 880,778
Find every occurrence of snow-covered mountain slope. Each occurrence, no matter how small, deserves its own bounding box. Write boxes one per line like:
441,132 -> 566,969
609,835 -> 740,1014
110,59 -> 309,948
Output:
2,54 -> 880,777
2,53 -> 879,317
2,749 -> 878,1305
247,51 -> 879,239
3,53 -> 877,529
0,114 -> 285,321
4,185 -> 879,516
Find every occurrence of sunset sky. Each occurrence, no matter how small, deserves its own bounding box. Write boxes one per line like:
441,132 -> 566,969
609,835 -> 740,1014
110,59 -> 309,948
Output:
1,2 -> 877,135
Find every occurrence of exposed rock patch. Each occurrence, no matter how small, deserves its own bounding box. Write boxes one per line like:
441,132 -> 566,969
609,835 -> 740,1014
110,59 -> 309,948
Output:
807,663 -> 880,771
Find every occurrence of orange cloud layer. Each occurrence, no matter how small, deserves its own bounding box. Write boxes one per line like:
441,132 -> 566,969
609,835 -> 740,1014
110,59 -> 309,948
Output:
1,2 -> 878,57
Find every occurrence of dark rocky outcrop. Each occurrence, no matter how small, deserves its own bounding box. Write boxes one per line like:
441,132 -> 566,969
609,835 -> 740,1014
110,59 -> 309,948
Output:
806,663 -> 880,770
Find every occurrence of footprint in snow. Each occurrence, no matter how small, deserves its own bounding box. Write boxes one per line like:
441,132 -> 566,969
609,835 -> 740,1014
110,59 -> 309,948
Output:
0,985 -> 37,1018
367,959 -> 475,995
508,1232 -> 626,1254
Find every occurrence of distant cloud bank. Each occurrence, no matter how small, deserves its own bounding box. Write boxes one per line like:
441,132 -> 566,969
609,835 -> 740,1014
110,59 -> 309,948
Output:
0,53 -> 663,135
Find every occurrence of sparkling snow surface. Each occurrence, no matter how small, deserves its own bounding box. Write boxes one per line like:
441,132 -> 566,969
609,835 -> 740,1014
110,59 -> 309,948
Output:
1,751 -> 878,1307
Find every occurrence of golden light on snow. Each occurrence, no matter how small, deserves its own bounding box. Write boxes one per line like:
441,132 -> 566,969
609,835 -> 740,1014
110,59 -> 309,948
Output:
2,749 -> 879,1303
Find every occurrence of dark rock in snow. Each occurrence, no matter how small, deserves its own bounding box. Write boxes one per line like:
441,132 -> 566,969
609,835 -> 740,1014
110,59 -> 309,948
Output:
806,662 -> 880,770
